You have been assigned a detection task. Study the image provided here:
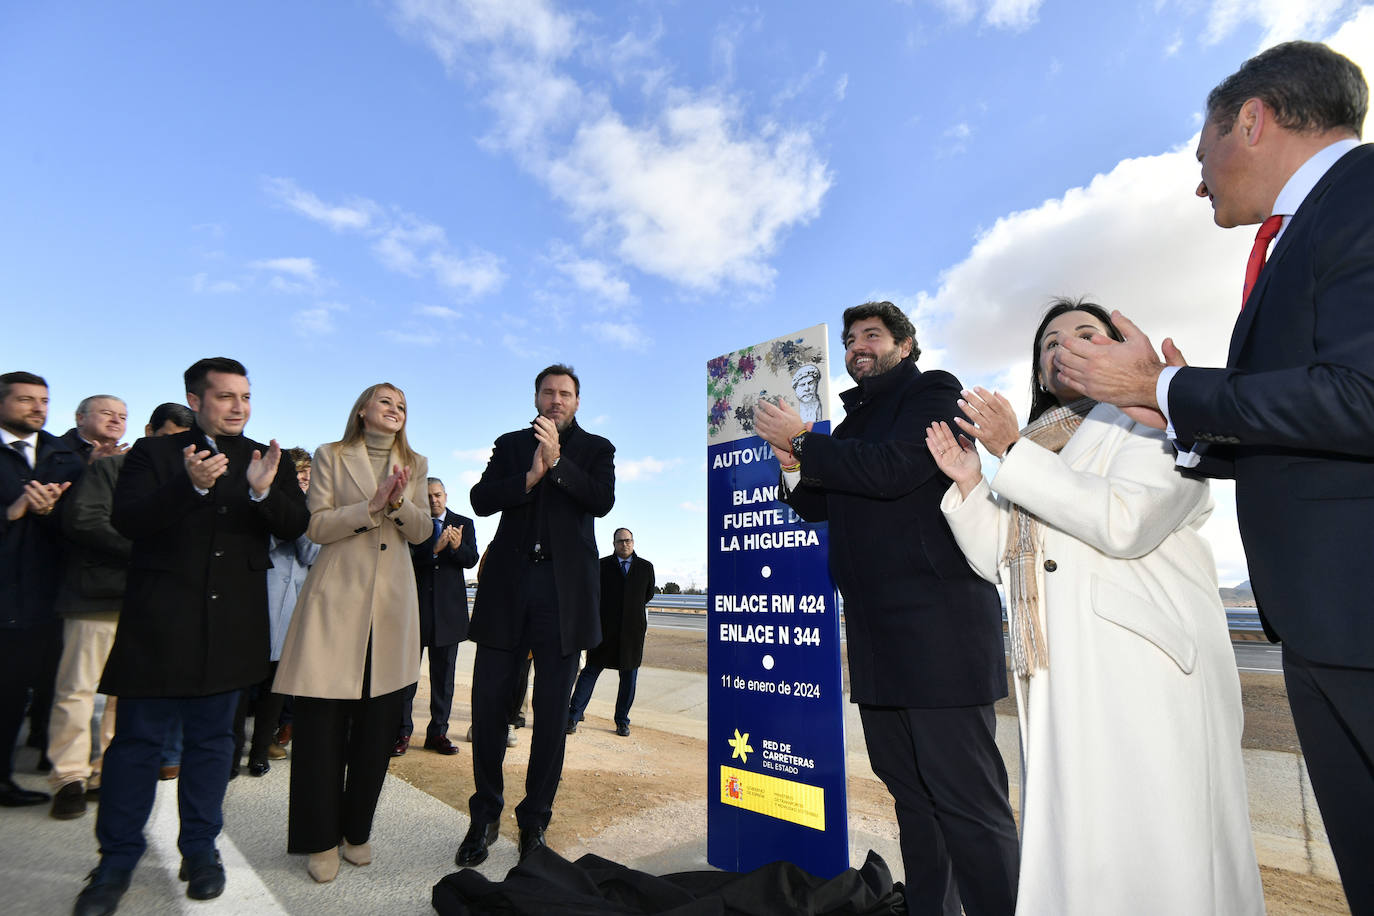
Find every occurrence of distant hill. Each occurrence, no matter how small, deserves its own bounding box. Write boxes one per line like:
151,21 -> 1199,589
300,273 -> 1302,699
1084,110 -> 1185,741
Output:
1219,580 -> 1255,607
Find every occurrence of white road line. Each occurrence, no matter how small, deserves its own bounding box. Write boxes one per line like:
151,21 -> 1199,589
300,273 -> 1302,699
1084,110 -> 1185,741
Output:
146,778 -> 289,914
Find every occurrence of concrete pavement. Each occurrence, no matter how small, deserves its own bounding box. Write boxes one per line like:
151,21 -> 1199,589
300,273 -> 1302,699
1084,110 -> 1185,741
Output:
1,643 -> 1338,914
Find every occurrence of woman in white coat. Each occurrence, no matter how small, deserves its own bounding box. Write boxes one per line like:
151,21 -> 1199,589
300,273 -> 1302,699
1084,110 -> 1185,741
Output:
926,299 -> 1264,915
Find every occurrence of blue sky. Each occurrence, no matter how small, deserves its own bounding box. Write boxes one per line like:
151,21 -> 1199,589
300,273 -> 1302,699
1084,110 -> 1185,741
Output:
4,1 -> 1372,587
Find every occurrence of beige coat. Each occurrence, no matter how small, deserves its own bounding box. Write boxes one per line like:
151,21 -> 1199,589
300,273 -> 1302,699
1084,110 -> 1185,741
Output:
273,441 -> 430,699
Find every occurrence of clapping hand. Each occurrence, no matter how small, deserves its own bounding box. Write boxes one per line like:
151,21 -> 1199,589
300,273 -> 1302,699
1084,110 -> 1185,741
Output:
926,421 -> 983,497
368,464 -> 411,515
246,439 -> 283,498
437,523 -> 464,552
184,445 -> 229,491
953,388 -> 1020,458
90,441 -> 130,462
7,480 -> 73,520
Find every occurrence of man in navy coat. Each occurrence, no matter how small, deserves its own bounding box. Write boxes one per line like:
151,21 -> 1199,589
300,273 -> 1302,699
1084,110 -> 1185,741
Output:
396,477 -> 478,757
1,371 -> 85,808
1056,42 -> 1374,912
456,364 -> 615,868
756,303 -> 1018,916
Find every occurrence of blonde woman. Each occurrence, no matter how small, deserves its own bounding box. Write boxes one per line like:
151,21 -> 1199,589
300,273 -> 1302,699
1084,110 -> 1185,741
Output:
274,383 -> 430,883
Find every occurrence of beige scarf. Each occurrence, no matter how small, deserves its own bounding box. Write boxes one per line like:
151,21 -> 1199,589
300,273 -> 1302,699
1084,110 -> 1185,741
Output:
1002,397 -> 1095,677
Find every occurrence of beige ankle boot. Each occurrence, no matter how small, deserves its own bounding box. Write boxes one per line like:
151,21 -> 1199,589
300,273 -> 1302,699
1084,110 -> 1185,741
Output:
307,848 -> 340,883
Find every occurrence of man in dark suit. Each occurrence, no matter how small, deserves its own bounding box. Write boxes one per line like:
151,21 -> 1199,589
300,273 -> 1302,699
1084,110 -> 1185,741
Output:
1055,42 -> 1374,912
73,358 -> 308,916
456,364 -> 615,867
59,395 -> 130,465
396,476 -> 478,757
756,303 -> 1018,916
1,371 -> 85,808
566,528 -> 654,737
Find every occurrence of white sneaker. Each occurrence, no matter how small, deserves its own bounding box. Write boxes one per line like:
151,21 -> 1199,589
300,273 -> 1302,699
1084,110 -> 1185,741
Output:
465,725 -> 473,742
506,725 -> 518,747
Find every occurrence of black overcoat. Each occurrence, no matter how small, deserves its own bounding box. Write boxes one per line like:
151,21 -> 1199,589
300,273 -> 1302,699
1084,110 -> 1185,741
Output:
0,430 -> 84,629
587,553 -> 655,671
411,508 -> 479,648
101,425 -> 309,697
781,359 -> 1006,708
468,419 -> 615,655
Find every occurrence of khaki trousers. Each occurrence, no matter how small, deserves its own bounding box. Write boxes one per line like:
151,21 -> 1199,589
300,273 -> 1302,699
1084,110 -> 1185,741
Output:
47,613 -> 118,789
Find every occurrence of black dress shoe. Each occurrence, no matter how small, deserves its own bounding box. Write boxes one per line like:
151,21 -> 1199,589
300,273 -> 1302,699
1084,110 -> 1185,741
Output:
423,734 -> 459,756
179,851 -> 226,900
518,825 -> 546,861
455,820 -> 499,867
565,720 -> 578,735
0,778 -> 49,807
615,723 -> 630,737
36,754 -> 53,773
51,781 -> 88,819
73,865 -> 132,916
247,760 -> 270,777
510,713 -> 526,729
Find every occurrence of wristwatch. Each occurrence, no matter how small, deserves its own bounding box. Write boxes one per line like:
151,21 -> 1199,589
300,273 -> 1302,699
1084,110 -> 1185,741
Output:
789,431 -> 808,458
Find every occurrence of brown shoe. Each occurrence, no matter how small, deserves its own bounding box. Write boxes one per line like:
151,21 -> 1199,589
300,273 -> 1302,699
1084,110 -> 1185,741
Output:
50,782 -> 87,819
159,765 -> 180,781
266,743 -> 288,759
274,723 -> 292,747
423,734 -> 459,756
392,735 -> 409,757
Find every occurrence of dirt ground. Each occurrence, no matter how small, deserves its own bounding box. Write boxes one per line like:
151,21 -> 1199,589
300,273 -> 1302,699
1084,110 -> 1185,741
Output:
389,627 -> 1348,914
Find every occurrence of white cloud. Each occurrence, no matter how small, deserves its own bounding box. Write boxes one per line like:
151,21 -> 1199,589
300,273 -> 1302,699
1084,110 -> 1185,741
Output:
266,177 -> 507,301
618,456 -> 680,481
292,301 -> 347,337
384,329 -> 442,346
190,272 -> 240,295
248,256 -> 319,280
1204,0 -> 1353,48
416,304 -> 462,319
550,242 -> 632,305
679,500 -> 706,513
984,0 -> 1043,31
428,250 -> 508,299
264,177 -> 374,231
939,121 -> 973,157
452,446 -> 494,464
587,320 -> 649,351
390,0 -> 832,293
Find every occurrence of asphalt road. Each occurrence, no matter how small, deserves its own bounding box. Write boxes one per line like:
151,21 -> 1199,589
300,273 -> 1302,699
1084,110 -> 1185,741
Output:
649,610 -> 1284,674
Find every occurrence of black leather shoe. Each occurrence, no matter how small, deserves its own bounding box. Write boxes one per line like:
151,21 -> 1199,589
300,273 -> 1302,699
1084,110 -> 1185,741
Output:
51,781 -> 88,819
179,851 -> 226,900
392,735 -> 410,757
615,723 -> 630,737
73,866 -> 132,916
0,777 -> 49,807
518,825 -> 546,861
423,734 -> 459,756
247,760 -> 270,777
564,720 -> 577,735
455,820 -> 499,867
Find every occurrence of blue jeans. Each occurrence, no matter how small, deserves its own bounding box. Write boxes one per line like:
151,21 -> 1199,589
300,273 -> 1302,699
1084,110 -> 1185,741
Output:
566,664 -> 638,727
96,692 -> 238,870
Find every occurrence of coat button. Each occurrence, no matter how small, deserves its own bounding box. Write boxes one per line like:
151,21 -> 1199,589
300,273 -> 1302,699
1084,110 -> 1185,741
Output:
380,543 -> 388,551
209,592 -> 219,600
213,550 -> 224,558
217,506 -> 228,514
1043,559 -> 1057,572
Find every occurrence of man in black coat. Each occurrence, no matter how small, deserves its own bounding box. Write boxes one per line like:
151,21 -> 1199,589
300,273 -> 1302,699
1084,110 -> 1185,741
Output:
756,302 -> 1018,916
1056,42 -> 1374,912
566,528 -> 654,737
58,395 -> 130,465
396,476 -> 478,757
1,371 -> 85,808
456,364 -> 615,868
73,358 -> 308,916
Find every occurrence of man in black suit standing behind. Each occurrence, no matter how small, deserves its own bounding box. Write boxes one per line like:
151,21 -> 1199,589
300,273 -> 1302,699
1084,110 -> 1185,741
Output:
396,477 -> 478,757
755,303 -> 1018,916
566,528 -> 654,737
74,358 -> 308,916
456,364 -> 615,867
1055,42 -> 1374,912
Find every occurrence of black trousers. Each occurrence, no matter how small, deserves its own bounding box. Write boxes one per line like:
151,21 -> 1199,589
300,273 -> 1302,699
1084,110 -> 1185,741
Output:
232,661 -> 286,766
0,621 -> 55,780
1283,646 -> 1374,915
859,703 -> 1019,916
399,643 -> 459,739
288,662 -> 405,854
469,560 -> 579,831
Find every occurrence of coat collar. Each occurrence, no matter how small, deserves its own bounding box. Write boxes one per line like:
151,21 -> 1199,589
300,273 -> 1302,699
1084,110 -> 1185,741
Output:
338,439 -> 384,496
839,358 -> 917,414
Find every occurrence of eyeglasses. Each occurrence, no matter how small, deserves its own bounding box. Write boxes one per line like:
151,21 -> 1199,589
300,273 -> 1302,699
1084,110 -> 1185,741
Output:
613,538 -> 633,544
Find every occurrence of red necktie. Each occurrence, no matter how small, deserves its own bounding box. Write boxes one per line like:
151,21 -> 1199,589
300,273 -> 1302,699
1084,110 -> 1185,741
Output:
1241,214 -> 1284,309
